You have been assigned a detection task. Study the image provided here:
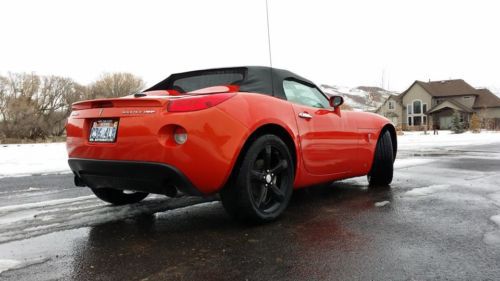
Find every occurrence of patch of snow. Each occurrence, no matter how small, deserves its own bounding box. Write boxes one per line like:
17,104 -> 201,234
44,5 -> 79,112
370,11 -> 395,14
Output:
398,131 -> 500,150
0,195 -> 216,243
490,215 -> 500,226
0,257 -> 50,274
395,158 -> 435,169
483,215 -> 500,246
0,259 -> 22,274
0,195 -> 95,213
0,143 -> 69,178
404,184 -> 450,196
374,201 -> 390,207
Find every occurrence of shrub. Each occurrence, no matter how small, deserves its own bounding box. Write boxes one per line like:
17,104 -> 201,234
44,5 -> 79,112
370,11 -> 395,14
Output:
470,113 -> 481,133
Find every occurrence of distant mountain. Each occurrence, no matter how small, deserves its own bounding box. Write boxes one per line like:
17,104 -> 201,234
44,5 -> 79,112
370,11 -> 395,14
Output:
320,84 -> 398,112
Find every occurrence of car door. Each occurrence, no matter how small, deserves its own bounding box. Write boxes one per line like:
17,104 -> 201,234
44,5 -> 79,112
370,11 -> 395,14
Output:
283,79 -> 358,176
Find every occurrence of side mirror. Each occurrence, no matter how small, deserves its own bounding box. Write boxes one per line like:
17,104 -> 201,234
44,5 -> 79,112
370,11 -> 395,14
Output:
329,95 -> 344,108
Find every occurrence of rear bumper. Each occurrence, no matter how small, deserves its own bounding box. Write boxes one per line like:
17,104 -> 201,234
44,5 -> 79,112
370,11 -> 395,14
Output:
68,158 -> 203,196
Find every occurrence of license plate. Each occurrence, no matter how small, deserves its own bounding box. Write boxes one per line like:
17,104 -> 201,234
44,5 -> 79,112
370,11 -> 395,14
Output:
89,119 -> 119,142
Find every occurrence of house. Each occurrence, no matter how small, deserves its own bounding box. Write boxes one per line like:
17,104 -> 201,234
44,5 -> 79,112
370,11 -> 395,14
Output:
376,79 -> 500,130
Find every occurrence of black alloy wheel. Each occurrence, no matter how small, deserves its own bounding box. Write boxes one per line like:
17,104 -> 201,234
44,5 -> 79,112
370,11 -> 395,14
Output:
220,134 -> 294,222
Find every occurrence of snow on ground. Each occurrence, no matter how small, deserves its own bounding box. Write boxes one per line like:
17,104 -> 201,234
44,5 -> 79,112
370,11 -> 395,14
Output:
0,257 -> 49,274
0,192 -> 216,243
374,201 -> 390,207
404,184 -> 450,196
0,143 -> 69,178
483,215 -> 500,245
394,158 -> 435,169
0,259 -> 21,274
398,130 -> 500,151
0,131 -> 498,178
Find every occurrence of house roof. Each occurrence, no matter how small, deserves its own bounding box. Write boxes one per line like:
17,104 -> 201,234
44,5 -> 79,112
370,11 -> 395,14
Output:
427,99 -> 474,114
473,88 -> 500,108
390,94 -> 403,102
414,79 -> 477,97
374,94 -> 402,113
396,79 -> 500,109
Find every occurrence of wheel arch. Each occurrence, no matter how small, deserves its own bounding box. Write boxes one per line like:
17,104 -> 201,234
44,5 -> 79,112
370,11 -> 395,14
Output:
226,123 -> 298,187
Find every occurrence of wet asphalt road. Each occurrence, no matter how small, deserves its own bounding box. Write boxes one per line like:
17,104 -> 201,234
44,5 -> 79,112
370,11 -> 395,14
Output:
1,143 -> 500,280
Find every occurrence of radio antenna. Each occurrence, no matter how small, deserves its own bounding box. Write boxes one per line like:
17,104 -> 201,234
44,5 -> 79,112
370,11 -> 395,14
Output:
265,0 -> 273,68
265,0 -> 274,95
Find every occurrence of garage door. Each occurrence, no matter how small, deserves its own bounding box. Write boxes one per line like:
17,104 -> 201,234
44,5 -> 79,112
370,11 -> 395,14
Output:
439,116 -> 453,129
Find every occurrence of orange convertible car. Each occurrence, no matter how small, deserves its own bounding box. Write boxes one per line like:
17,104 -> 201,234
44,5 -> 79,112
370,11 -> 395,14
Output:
67,66 -> 396,222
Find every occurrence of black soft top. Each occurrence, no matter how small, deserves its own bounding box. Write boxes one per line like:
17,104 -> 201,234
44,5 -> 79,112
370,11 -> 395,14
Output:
144,66 -> 317,100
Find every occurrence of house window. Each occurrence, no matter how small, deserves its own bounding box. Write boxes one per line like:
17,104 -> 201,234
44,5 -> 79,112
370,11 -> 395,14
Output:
407,99 -> 427,129
463,96 -> 470,99
413,100 -> 422,114
388,101 -> 394,110
414,116 -> 422,126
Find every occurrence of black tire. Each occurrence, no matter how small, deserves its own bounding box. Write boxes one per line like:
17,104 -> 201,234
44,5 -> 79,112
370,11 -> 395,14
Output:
91,188 -> 149,205
220,134 -> 294,223
368,130 -> 394,187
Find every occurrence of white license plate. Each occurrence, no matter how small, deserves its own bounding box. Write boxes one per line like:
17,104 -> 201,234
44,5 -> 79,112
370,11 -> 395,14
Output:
89,120 -> 119,142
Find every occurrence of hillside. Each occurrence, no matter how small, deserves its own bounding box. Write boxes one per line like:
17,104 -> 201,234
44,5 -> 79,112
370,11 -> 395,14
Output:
320,84 -> 398,112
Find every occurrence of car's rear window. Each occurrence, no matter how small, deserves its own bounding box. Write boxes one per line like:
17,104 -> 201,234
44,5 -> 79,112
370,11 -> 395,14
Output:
171,69 -> 245,93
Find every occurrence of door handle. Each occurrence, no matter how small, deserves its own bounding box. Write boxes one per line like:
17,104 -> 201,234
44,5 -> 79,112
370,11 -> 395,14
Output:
298,112 -> 312,119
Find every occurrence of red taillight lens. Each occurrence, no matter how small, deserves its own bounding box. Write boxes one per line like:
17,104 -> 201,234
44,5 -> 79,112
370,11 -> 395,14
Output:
167,93 -> 236,112
71,100 -> 114,111
91,101 -> 114,108
71,103 -> 91,111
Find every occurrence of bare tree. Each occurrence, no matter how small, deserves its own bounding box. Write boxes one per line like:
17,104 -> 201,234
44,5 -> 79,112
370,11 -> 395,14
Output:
0,73 -> 41,139
0,76 -> 8,123
89,73 -> 145,99
6,72 -> 40,99
36,76 -> 82,136
0,72 -> 145,140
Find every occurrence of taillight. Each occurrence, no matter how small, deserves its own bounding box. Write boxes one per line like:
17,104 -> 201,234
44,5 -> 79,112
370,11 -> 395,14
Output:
71,103 -> 91,111
173,126 -> 188,144
71,100 -> 114,111
167,93 -> 236,112
91,101 -> 114,108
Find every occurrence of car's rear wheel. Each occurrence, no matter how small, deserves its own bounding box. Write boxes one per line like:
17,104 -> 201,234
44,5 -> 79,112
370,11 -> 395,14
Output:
368,130 -> 394,187
220,134 -> 294,223
91,188 -> 149,205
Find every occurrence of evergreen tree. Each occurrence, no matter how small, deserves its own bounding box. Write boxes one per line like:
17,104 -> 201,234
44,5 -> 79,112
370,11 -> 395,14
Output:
451,110 -> 465,134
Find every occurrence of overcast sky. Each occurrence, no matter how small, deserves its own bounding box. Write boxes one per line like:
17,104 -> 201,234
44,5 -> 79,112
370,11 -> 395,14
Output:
1,0 -> 499,92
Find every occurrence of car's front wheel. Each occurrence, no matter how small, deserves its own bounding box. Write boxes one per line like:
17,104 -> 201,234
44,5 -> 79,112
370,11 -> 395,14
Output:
220,134 -> 294,223
91,188 -> 149,205
368,130 -> 394,186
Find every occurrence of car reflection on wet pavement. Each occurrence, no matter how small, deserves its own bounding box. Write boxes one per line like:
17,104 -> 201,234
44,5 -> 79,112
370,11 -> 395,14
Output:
1,143 -> 500,280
